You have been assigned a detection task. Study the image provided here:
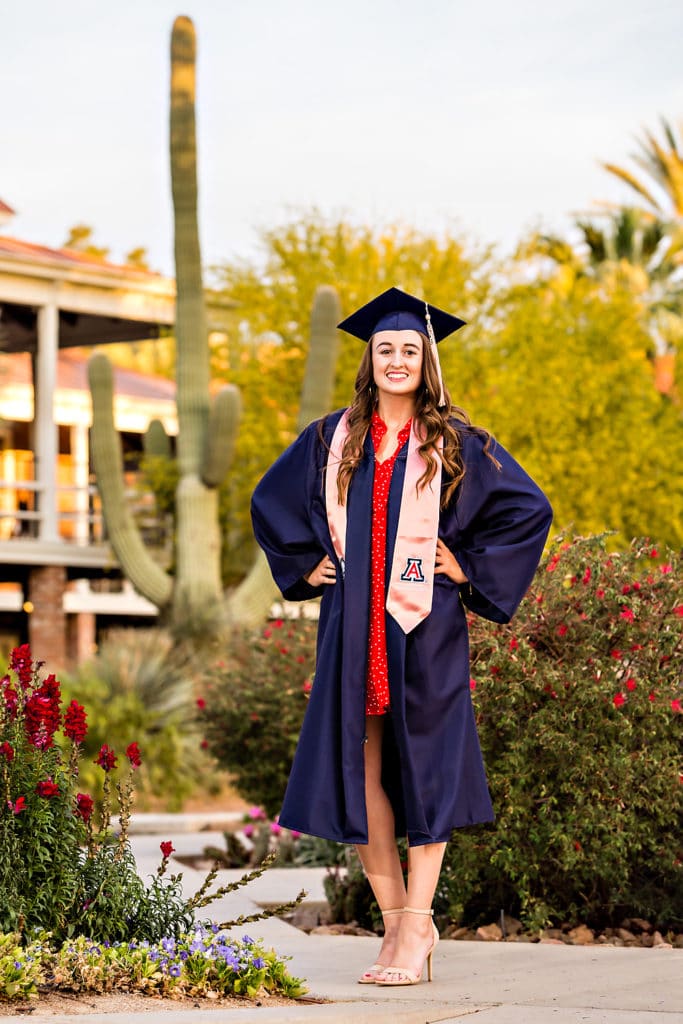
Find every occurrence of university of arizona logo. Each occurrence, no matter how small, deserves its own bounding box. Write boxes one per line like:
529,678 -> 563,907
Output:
400,557 -> 425,583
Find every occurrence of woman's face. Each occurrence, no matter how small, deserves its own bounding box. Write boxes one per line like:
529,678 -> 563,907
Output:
371,330 -> 423,399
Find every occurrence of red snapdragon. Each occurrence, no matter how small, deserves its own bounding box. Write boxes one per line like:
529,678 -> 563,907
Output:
63,700 -> 88,744
95,744 -> 118,772
75,792 -> 94,822
36,777 -> 60,799
125,742 -> 142,769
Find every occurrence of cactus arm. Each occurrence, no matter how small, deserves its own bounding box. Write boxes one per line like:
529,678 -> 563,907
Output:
297,285 -> 341,430
228,286 -> 341,626
88,353 -> 173,608
170,15 -> 209,479
144,418 -> 172,459
201,385 -> 242,488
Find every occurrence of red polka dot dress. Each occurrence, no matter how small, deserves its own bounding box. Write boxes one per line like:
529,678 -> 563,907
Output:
366,411 -> 413,716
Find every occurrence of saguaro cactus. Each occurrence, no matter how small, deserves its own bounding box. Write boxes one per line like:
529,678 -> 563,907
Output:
89,15 -> 240,627
226,284 -> 341,626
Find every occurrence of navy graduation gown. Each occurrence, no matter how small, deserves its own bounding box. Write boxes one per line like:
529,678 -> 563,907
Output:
251,409 -> 553,846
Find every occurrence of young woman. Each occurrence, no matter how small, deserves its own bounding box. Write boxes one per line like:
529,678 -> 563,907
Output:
251,287 -> 553,986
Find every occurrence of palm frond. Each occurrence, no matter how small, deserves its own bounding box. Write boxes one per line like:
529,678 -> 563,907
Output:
601,162 -> 662,213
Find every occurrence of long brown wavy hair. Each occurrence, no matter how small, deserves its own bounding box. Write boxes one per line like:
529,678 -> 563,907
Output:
327,333 -> 500,508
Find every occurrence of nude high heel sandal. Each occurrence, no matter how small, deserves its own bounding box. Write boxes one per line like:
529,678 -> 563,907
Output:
374,907 -> 439,986
357,908 -> 403,984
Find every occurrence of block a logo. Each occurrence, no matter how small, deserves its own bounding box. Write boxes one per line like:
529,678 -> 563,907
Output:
400,557 -> 425,583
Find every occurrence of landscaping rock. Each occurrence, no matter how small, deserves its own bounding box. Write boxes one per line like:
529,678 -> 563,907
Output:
629,917 -> 653,933
616,927 -> 637,943
568,924 -> 595,945
476,923 -> 503,941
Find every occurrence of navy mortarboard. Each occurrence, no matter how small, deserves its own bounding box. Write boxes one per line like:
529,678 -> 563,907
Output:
337,286 -> 467,406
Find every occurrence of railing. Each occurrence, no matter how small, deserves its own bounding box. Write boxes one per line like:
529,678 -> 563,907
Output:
0,478 -> 172,560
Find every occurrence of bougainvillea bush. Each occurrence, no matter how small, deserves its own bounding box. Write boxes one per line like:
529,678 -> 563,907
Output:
199,618 -> 316,817
203,536 -> 681,931
441,534 -> 682,931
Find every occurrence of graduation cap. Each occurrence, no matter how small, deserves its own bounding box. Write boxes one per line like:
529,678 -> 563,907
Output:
337,286 -> 466,406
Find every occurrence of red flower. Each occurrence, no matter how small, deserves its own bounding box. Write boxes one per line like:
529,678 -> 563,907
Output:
573,840 -> 582,851
36,777 -> 60,799
302,679 -> 312,693
557,624 -> 568,637
7,795 -> 25,815
546,554 -> 561,572
63,700 -> 87,744
95,744 -> 117,772
10,644 -> 33,689
625,678 -> 637,692
660,564 -> 673,575
621,584 -> 631,595
263,628 -> 272,639
200,738 -> 209,749
596,588 -> 605,599
279,646 -> 289,655
75,792 -> 94,822
490,665 -> 501,675
196,697 -> 206,710
671,700 -> 681,714
630,643 -> 644,651
582,567 -> 592,585
0,741 -> 14,762
296,655 -> 306,664
620,607 -> 635,623
673,605 -> 683,618
24,673 -> 61,750
273,619 -> 283,629
610,649 -> 622,660
250,712 -> 260,721
613,692 -> 626,708
649,547 -> 659,558
648,691 -> 656,702
126,742 -> 142,769
632,582 -> 641,591
160,841 -> 175,858
509,637 -> 519,651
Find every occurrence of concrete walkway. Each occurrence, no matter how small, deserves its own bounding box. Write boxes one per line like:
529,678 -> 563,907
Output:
7,818 -> 683,1024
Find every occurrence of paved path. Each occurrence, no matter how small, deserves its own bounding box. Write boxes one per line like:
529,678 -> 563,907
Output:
7,818 -> 682,1024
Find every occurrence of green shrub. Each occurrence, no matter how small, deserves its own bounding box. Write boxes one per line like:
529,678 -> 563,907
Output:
201,536 -> 682,930
443,534 -> 682,931
199,618 -> 316,817
60,629 -> 217,811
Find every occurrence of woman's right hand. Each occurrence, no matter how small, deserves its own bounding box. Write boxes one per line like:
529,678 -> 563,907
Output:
304,555 -> 337,587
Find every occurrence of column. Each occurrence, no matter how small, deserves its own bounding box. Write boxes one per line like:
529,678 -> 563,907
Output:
71,422 -> 90,545
35,302 -> 59,542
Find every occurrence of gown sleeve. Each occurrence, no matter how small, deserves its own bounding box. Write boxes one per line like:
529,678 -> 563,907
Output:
251,421 -> 327,602
451,427 -> 553,624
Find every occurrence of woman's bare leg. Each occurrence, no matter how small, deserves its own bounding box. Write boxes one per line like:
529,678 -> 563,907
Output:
354,715 -> 406,969
376,841 -> 446,982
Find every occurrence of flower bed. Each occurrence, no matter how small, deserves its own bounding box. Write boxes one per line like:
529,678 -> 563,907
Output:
0,647 -> 306,1005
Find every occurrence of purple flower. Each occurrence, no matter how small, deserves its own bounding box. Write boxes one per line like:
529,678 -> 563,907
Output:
242,934 -> 254,945
169,963 -> 181,977
253,956 -> 265,969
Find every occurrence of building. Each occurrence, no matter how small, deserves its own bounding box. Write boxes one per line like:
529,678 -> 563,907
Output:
0,200 -> 227,666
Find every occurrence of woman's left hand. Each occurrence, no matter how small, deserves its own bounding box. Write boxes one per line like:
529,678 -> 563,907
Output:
435,539 -> 468,584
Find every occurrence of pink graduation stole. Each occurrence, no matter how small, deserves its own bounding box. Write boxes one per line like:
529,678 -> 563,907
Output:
325,411 -> 443,634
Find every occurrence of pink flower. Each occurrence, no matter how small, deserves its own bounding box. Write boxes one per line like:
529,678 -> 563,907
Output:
273,619 -> 284,629
160,841 -> 175,858
613,692 -> 626,708
660,564 -> 673,575
291,830 -> 302,839
248,805 -> 266,820
270,821 -> 282,836
302,679 -> 312,694
243,824 -> 255,838
620,607 -> 634,623
263,628 -> 272,639
582,567 -> 592,584
546,554 -> 561,572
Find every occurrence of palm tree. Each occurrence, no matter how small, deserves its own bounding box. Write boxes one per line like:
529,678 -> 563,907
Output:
602,117 -> 683,220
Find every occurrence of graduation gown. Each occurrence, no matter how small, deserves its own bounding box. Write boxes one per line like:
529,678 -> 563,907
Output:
251,409 -> 553,846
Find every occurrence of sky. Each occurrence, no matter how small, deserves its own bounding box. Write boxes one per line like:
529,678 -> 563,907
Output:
3,0 -> 682,276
